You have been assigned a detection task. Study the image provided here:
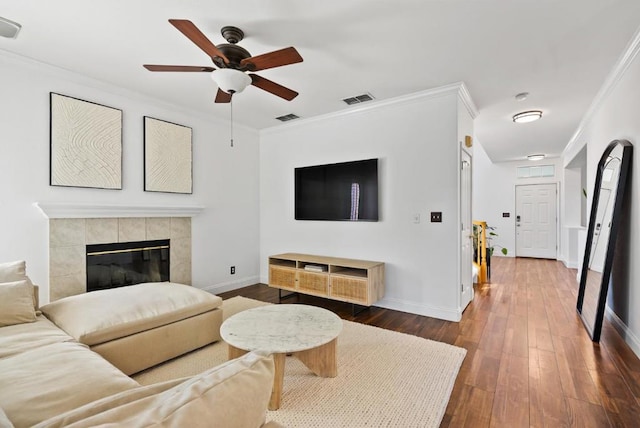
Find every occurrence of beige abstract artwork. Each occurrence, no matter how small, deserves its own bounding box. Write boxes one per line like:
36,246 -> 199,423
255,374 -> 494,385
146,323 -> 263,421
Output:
50,93 -> 122,189
144,116 -> 192,194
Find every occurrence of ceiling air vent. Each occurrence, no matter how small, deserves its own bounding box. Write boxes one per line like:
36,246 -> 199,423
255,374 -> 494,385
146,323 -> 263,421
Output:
342,93 -> 375,105
275,113 -> 300,122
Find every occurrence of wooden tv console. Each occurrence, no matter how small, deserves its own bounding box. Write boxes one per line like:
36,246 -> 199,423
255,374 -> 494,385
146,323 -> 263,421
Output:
268,253 -> 385,306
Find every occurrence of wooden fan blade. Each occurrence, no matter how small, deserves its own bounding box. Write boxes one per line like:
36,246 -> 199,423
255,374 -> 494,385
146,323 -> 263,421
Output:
241,47 -> 303,71
215,88 -> 232,103
250,74 -> 298,101
168,19 -> 229,64
144,65 -> 215,72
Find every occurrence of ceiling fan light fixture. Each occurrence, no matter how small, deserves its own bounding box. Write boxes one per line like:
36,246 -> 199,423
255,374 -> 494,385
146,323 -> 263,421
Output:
513,110 -> 543,123
527,154 -> 546,161
211,69 -> 251,94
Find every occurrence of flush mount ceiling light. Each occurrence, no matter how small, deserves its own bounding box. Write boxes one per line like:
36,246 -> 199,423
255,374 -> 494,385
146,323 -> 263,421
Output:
513,110 -> 543,123
515,92 -> 529,101
0,16 -> 21,39
527,154 -> 546,161
210,69 -> 252,94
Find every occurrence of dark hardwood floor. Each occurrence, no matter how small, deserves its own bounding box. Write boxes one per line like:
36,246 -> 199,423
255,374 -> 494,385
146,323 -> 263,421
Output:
219,257 -> 640,427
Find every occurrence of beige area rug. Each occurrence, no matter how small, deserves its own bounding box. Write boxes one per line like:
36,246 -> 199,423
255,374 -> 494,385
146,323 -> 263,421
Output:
133,296 -> 466,427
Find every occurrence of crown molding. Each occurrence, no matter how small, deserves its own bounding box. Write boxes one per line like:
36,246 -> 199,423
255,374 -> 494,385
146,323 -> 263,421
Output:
261,82 -> 477,136
564,26 -> 640,157
34,202 -> 204,219
0,49 -> 257,135
457,81 -> 479,119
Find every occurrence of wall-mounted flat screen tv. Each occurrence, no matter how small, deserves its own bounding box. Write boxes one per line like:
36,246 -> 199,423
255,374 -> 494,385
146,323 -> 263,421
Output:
295,158 -> 379,221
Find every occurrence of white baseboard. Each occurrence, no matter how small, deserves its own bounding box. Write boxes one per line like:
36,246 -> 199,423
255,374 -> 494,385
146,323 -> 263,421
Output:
260,275 -> 461,322
560,257 -> 579,269
202,276 -> 260,295
605,306 -> 640,360
374,297 -> 461,322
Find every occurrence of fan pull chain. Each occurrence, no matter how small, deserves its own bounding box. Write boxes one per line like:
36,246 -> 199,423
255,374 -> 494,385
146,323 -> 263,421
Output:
230,96 -> 234,147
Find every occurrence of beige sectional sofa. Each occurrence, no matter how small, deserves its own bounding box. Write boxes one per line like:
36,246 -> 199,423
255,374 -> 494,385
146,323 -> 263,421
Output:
0,261 -> 282,428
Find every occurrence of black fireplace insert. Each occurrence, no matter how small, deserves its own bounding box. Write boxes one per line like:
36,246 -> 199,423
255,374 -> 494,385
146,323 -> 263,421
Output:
86,239 -> 170,292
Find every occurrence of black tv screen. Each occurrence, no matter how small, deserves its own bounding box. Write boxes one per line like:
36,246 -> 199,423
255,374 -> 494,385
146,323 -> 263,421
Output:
295,158 -> 379,221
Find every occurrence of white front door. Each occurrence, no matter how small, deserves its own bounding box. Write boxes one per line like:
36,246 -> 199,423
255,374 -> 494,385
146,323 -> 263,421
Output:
515,183 -> 558,259
460,148 -> 473,310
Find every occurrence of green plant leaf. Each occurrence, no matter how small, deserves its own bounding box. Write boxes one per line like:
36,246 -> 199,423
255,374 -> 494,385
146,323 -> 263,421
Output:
501,248 -> 508,255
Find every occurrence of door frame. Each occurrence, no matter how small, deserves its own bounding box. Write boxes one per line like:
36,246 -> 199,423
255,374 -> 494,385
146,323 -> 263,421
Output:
458,143 -> 473,313
514,182 -> 560,259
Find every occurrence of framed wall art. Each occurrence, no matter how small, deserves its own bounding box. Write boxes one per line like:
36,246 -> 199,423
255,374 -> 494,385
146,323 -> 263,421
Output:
50,93 -> 123,189
144,116 -> 193,194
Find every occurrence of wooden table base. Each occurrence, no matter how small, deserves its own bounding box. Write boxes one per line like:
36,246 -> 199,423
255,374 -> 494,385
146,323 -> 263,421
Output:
227,337 -> 338,410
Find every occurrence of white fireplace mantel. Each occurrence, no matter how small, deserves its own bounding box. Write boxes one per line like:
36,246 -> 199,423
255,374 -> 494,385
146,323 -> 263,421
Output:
34,202 -> 205,219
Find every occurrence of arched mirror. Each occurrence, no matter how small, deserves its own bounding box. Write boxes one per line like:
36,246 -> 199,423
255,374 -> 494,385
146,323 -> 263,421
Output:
577,139 -> 632,342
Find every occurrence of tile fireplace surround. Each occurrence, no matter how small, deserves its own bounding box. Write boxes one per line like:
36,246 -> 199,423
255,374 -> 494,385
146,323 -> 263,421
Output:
48,217 -> 191,301
35,203 -> 203,302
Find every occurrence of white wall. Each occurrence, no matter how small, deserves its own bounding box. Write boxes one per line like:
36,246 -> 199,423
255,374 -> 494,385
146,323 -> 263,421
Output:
473,142 -> 562,260
562,30 -> 640,357
259,87 -> 467,321
561,167 -> 585,269
0,52 -> 261,303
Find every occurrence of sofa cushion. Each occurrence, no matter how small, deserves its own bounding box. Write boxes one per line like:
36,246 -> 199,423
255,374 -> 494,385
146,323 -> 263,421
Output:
40,282 -> 223,346
0,341 -> 140,427
0,260 -> 41,312
35,351 -> 275,428
0,279 -> 36,327
0,315 -> 74,359
0,260 -> 26,282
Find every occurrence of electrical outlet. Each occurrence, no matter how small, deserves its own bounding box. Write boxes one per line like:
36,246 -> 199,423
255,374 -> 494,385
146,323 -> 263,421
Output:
230,266 -> 235,275
430,212 -> 442,223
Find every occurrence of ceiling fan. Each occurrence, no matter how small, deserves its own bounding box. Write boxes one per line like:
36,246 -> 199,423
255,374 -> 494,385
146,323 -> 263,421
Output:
144,19 -> 303,103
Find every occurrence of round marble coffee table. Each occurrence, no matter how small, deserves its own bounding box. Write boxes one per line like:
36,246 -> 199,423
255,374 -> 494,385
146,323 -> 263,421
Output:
220,304 -> 343,410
